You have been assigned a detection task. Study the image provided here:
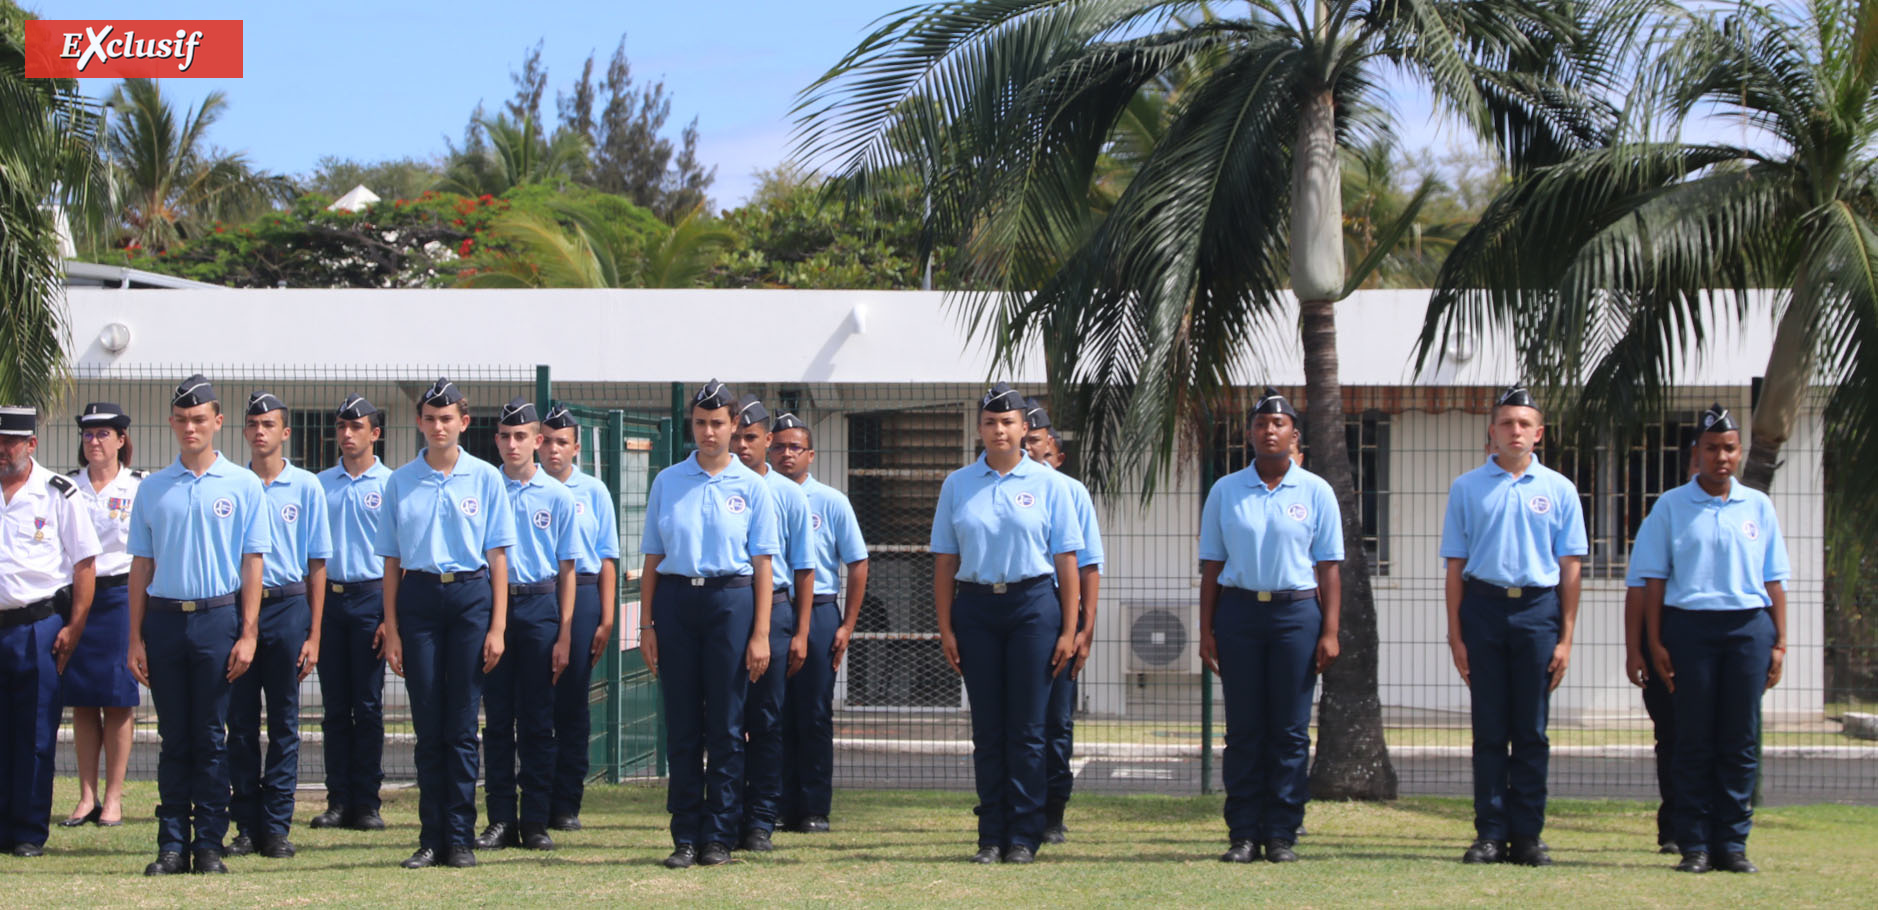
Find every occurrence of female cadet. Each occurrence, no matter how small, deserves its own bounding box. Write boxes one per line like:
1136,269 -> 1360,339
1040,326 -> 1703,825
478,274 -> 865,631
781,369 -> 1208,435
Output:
374,378 -> 516,870
59,403 -> 143,828
1197,389 -> 1342,864
931,383 -> 1082,865
1636,404 -> 1789,875
639,380 -> 781,870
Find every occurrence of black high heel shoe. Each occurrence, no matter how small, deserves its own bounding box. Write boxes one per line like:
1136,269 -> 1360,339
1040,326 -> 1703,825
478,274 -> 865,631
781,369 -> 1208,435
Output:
59,806 -> 102,828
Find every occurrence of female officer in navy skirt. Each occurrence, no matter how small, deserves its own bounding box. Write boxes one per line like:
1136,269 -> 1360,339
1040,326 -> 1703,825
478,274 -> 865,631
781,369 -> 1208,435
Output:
1636,404 -> 1789,875
1197,389 -> 1342,864
932,383 -> 1082,865
638,380 -> 781,869
59,402 -> 144,828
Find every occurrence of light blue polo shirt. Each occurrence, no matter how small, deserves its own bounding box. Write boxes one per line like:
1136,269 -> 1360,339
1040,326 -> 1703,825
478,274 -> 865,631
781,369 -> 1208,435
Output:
1199,462 -> 1343,590
1630,477 -> 1790,611
760,465 -> 815,593
503,467 -> 580,585
128,452 -> 272,600
930,453 -> 1083,585
559,465 -> 621,574
1049,467 -> 1105,570
1439,454 -> 1588,588
373,448 -> 517,574
641,453 -> 783,577
318,458 -> 393,583
800,474 -> 868,597
255,461 -> 334,587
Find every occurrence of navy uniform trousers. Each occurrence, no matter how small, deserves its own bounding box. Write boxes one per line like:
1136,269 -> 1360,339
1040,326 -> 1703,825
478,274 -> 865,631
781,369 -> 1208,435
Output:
1044,616 -> 1085,819
781,596 -> 841,823
319,581 -> 386,815
549,579 -> 601,821
1215,589 -> 1321,844
1661,606 -> 1773,857
483,590 -> 559,825
144,601 -> 239,853
0,611 -> 63,850
953,576 -> 1059,852
229,591 -> 310,843
1460,585 -> 1561,841
741,587 -> 798,835
399,573 -> 492,851
655,576 -> 753,848
1640,623 -> 1677,847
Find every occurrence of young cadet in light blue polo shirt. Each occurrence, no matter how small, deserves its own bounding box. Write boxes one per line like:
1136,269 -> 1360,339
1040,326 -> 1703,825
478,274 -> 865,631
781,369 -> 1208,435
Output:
228,392 -> 333,860
727,394 -> 814,853
767,411 -> 869,834
374,378 -> 517,870
640,380 -> 783,870
1624,443 -> 1700,856
537,402 -> 621,831
1636,404 -> 1789,876
1198,388 -> 1342,865
1438,386 -> 1587,868
932,383 -> 1083,866
312,394 -> 394,832
477,399 -> 578,854
126,375 -> 271,876
1020,400 -> 1103,846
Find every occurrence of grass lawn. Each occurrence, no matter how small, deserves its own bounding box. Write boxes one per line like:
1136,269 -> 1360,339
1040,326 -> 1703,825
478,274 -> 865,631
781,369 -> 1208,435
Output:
18,780 -> 1877,908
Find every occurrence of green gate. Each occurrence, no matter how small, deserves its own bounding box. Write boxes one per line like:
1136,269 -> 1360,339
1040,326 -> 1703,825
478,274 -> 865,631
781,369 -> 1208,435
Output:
535,367 -> 673,781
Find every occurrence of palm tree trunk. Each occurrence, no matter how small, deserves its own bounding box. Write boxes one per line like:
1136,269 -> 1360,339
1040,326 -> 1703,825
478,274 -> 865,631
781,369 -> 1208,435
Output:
1742,297 -> 1814,493
1294,86 -> 1397,800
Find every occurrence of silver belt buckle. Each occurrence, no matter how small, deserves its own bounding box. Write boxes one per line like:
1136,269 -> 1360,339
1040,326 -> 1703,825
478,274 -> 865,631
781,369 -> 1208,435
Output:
689,577 -> 705,587
1507,586 -> 1523,598
179,600 -> 199,613
991,582 -> 1008,594
1257,591 -> 1274,602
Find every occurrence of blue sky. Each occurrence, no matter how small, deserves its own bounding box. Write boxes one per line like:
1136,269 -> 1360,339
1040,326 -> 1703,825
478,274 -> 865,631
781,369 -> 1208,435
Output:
34,0 -> 1482,208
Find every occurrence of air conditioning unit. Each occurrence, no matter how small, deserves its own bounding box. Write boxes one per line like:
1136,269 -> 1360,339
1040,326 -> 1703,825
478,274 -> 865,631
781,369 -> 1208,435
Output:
1124,600 -> 1200,674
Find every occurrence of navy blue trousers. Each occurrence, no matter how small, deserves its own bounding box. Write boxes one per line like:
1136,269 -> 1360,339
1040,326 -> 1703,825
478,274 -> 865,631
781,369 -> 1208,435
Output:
741,589 -> 798,835
0,612 -> 62,849
1640,624 -> 1677,846
318,583 -> 386,813
1044,617 -> 1084,814
399,574 -> 491,851
655,580 -> 753,848
1461,588 -> 1560,841
954,579 -> 1059,851
782,597 -> 841,822
550,583 -> 600,820
1661,606 -> 1773,856
1215,590 -> 1321,843
483,591 -> 559,825
143,602 -> 238,853
229,593 -> 310,843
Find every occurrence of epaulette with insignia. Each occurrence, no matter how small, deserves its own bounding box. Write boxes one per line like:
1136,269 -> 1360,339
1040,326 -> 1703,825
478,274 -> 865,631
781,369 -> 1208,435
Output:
47,474 -> 77,497
131,469 -> 148,479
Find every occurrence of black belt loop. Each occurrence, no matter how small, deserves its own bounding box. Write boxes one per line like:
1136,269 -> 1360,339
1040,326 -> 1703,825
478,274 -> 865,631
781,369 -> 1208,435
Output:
0,599 -> 57,629
657,573 -> 753,590
509,580 -> 556,596
956,575 -> 1052,597
147,593 -> 238,614
407,568 -> 489,585
95,573 -> 131,589
260,581 -> 309,602
1225,587 -> 1319,603
812,593 -> 839,606
330,578 -> 384,595
575,572 -> 601,587
1464,578 -> 1555,600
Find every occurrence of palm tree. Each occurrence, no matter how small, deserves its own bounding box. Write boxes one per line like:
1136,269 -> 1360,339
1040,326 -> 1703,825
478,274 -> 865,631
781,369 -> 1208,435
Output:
796,0 -> 1638,798
1418,0 -> 1878,513
100,79 -> 291,253
438,115 -> 591,198
459,204 -> 731,288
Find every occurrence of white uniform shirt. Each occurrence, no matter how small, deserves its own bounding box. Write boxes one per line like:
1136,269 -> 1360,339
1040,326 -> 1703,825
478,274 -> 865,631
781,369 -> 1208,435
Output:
67,465 -> 142,577
1,459 -> 103,607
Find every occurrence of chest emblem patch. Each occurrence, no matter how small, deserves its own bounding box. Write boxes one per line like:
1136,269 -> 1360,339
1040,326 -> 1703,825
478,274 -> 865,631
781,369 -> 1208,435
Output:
363,491 -> 382,510
212,497 -> 235,519
533,508 -> 553,530
1014,491 -> 1036,508
1286,503 -> 1309,522
1742,519 -> 1760,541
1528,495 -> 1552,515
811,513 -> 823,531
725,494 -> 748,514
459,497 -> 480,517
280,503 -> 300,523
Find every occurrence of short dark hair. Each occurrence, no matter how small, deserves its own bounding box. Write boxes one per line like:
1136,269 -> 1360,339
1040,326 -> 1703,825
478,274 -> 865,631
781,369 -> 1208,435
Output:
775,423 -> 814,449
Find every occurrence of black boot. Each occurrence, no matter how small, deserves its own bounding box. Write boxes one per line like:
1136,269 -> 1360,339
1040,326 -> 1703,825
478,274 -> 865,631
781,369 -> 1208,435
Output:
1042,803 -> 1067,845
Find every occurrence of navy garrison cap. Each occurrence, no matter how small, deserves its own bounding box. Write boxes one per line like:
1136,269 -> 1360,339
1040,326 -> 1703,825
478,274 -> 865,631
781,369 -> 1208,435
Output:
1023,398 -> 1052,431
542,402 -> 576,431
772,412 -> 808,433
420,377 -> 463,408
336,394 -> 379,420
76,402 -> 130,430
1251,386 -> 1300,421
498,397 -> 538,426
172,374 -> 216,408
692,379 -> 735,411
1496,385 -> 1537,410
0,406 -> 36,436
1700,403 -> 1740,434
980,382 -> 1025,412
246,391 -> 287,417
736,394 -> 771,428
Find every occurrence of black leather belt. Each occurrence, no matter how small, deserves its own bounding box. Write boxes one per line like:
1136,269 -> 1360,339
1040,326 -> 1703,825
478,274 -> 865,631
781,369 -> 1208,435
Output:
1226,586 -> 1318,603
408,568 -> 488,585
330,579 -> 383,595
148,593 -> 237,613
575,572 -> 600,587
772,585 -> 791,599
261,581 -> 308,602
509,580 -> 555,596
96,573 -> 130,589
957,575 -> 1051,596
0,600 -> 56,629
1465,578 -> 1555,600
658,573 -> 753,590
812,593 -> 838,606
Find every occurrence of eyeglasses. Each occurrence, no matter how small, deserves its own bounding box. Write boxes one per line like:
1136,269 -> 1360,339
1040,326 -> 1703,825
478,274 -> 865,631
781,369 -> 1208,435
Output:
81,430 -> 118,441
768,442 -> 809,454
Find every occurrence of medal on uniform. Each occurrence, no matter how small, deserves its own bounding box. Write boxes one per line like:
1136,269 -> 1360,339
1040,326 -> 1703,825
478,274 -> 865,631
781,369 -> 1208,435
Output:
109,496 -> 124,520
34,517 -> 46,541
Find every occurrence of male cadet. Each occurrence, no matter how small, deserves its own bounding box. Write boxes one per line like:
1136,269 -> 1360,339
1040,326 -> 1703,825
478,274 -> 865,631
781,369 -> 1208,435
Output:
477,398 -> 578,852
766,412 -> 869,833
127,375 -> 272,875
1439,386 -> 1586,867
0,406 -> 101,857
227,392 -> 333,860
312,395 -> 393,832
537,402 -> 620,831
728,394 -> 814,852
1020,400 -> 1103,844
